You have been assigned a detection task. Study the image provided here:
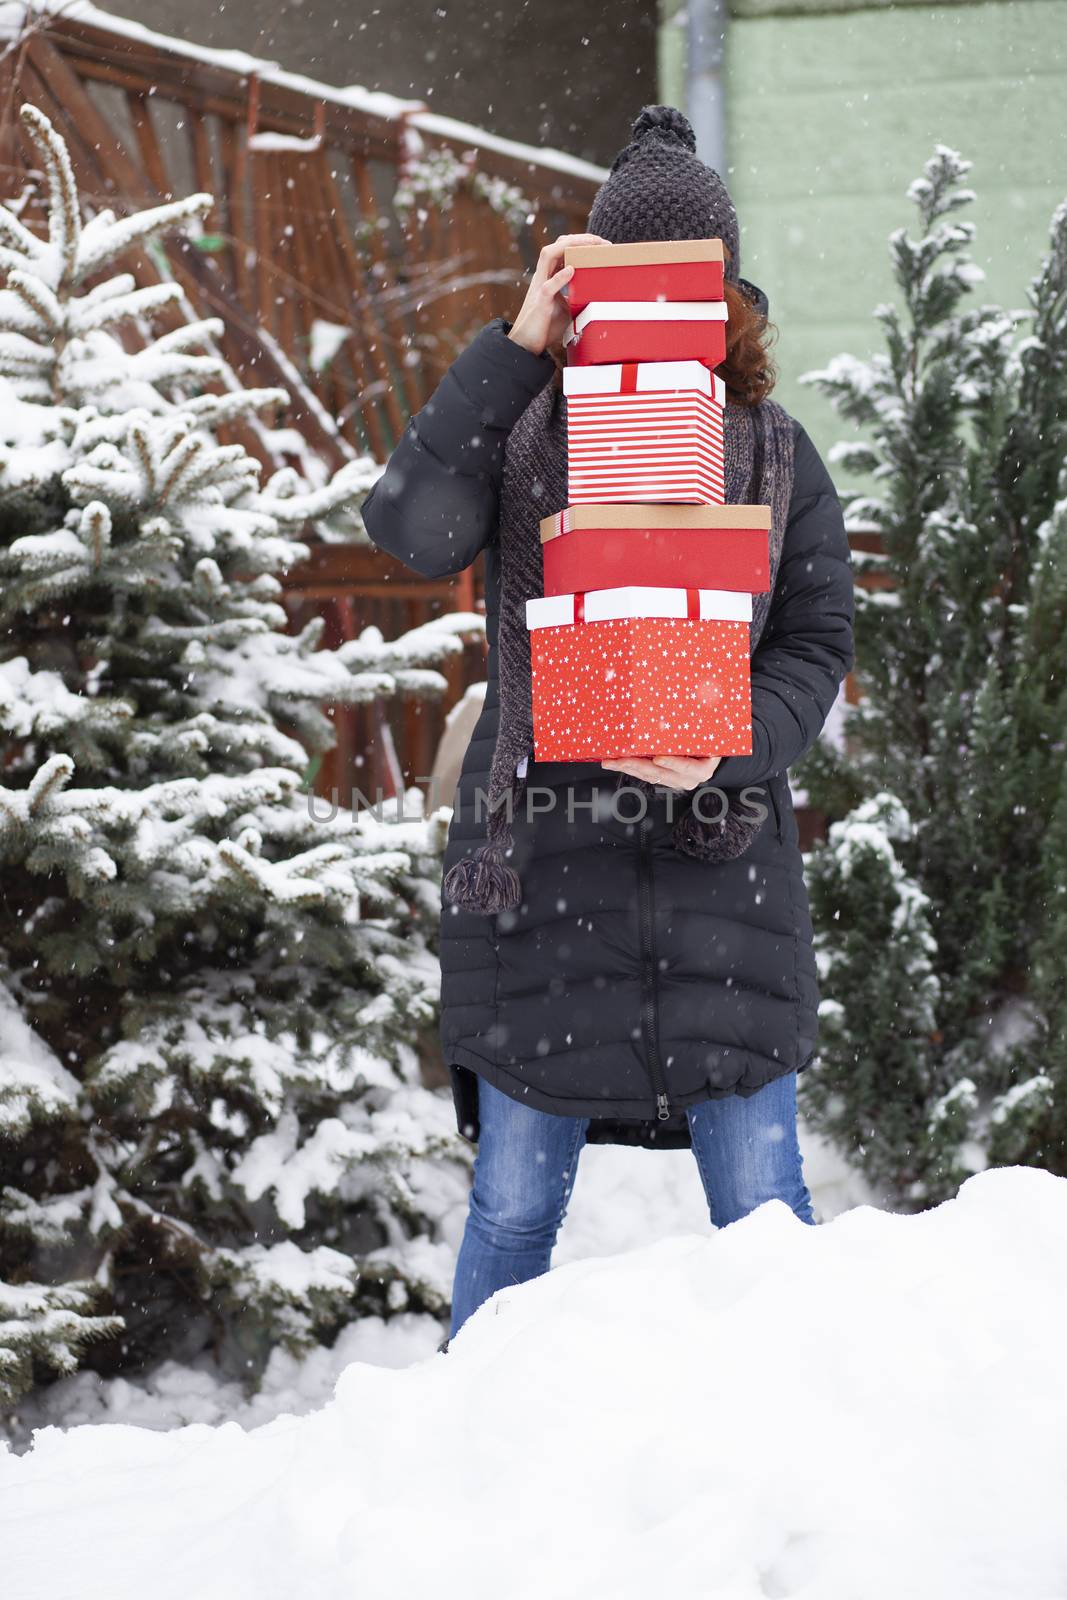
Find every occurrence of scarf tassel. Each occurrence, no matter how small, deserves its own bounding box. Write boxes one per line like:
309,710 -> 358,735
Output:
442,777 -> 765,914
672,798 -> 764,863
443,840 -> 523,914
608,767 -> 765,864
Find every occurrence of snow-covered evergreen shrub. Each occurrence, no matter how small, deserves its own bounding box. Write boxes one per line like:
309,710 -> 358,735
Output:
799,147 -> 1067,1205
394,142 -> 532,235
0,105 -> 477,1407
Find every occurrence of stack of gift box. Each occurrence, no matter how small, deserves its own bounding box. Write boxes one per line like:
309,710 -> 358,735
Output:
524,238 -> 773,762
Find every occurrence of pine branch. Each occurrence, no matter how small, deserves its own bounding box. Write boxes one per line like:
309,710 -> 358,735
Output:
74,193 -> 213,284
19,104 -> 79,289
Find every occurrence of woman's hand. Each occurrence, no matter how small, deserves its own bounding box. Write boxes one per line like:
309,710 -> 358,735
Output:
601,755 -> 722,792
508,233 -> 607,357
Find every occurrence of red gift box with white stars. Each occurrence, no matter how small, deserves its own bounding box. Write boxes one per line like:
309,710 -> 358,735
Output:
563,360 -> 725,504
525,586 -> 753,761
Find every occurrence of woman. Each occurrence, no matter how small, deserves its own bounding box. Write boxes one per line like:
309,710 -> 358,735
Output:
362,106 -> 855,1344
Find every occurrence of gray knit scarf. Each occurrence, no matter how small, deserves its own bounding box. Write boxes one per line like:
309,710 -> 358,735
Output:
443,378 -> 796,915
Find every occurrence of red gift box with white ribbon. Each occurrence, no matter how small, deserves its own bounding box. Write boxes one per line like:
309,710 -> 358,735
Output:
563,238 -> 725,315
563,360 -> 725,504
566,300 -> 729,369
540,503 -> 771,596
525,585 -> 753,761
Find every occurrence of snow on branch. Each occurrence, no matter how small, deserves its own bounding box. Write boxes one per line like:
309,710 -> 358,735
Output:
74,192 -> 213,284
0,99 -> 471,1401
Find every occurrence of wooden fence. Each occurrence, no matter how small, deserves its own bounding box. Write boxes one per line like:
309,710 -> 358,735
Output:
0,4 -> 606,801
0,7 -> 876,833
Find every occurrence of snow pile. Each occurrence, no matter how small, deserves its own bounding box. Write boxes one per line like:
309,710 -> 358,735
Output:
2,1119 -> 877,1440
3,1165 -> 1065,1600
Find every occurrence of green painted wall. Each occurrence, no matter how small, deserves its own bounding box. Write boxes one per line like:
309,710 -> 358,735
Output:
685,0 -> 1067,481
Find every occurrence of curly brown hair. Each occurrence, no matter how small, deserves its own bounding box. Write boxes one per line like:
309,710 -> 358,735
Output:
720,277 -> 777,406
548,268 -> 777,407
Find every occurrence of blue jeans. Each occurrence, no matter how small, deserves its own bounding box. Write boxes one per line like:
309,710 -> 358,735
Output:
449,1071 -> 815,1340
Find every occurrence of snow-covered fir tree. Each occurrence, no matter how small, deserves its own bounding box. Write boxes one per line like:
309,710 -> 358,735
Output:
0,105 -> 477,1407
798,146 -> 1067,1206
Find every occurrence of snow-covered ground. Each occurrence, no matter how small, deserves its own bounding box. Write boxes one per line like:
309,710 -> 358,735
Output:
3,1114 -> 876,1437
4,1162 -> 1066,1599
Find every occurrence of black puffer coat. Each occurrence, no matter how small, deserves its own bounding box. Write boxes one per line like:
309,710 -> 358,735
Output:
362,316 -> 854,1150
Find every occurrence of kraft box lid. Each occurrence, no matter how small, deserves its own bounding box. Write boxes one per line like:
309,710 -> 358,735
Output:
564,239 -> 725,269
540,504 -> 773,544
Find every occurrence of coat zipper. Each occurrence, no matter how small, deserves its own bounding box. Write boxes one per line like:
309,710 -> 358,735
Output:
637,817 -> 671,1121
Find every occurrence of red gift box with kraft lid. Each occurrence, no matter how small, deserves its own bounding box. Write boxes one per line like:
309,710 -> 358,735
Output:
540,504 -> 771,598
525,585 -> 754,761
566,300 -> 729,369
563,238 -> 725,315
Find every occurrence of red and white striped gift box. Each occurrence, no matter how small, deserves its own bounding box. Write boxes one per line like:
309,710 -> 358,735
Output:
563,360 -> 726,504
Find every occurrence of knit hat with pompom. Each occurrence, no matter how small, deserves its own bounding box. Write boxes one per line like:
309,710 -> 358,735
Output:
587,105 -> 741,282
